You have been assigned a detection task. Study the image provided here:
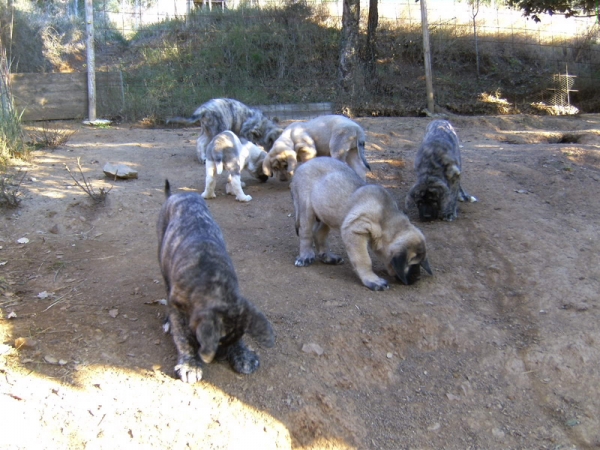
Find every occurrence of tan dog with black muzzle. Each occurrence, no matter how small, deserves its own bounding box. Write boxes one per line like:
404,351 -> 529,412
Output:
262,115 -> 371,182
291,157 -> 432,291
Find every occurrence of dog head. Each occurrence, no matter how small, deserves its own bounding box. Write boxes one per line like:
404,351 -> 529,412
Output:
381,218 -> 433,285
248,148 -> 269,183
261,125 -> 284,152
242,117 -> 283,152
406,177 -> 451,222
262,149 -> 298,182
190,300 -> 275,364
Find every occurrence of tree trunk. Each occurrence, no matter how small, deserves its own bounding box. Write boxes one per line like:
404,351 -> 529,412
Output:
338,0 -> 360,101
366,0 -> 379,83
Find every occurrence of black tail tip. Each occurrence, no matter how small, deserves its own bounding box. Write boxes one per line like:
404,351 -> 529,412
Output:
164,179 -> 171,197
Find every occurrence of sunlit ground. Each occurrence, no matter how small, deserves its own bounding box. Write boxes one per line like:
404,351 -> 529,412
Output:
0,325 -> 356,450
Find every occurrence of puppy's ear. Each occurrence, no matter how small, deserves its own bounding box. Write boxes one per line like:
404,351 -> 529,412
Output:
391,251 -> 409,285
190,309 -> 222,364
421,258 -> 433,275
262,156 -> 274,177
265,128 -> 283,150
285,152 -> 298,177
242,300 -> 275,348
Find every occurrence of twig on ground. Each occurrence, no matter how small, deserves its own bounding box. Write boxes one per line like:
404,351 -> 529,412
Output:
65,157 -> 111,203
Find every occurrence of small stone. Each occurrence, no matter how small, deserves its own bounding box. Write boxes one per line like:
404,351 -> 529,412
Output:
44,355 -> 58,364
17,237 -> 29,244
49,224 -> 60,234
108,309 -> 119,318
301,343 -> 324,356
58,359 -> 68,366
428,423 -> 441,431
103,162 -> 138,180
566,419 -> 581,427
386,352 -> 393,359
492,427 -> 505,439
15,337 -> 38,349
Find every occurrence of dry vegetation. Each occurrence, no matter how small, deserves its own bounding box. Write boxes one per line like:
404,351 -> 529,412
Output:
1,1 -> 599,122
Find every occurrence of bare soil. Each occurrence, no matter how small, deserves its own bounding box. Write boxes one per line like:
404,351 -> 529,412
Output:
1,115 -> 600,449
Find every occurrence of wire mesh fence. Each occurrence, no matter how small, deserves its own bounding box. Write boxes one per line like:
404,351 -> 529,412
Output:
2,0 -> 599,120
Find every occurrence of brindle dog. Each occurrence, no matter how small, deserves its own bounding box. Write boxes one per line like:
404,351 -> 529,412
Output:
406,120 -> 477,222
157,180 -> 275,382
167,98 -> 282,164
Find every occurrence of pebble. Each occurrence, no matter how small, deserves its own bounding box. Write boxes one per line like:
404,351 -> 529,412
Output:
109,309 -> 119,318
44,355 -> 58,364
14,337 -> 37,349
301,343 -> 324,356
428,423 -> 441,431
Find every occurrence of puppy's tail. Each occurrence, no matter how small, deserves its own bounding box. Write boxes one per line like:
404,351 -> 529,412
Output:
215,160 -> 224,175
165,116 -> 199,126
358,140 -> 371,171
164,179 -> 172,198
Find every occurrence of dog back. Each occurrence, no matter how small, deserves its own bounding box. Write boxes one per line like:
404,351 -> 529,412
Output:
190,99 -> 253,138
415,120 -> 462,177
158,191 -> 238,297
292,157 -> 365,228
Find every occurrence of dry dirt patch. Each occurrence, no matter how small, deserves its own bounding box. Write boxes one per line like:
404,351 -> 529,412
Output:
1,115 -> 600,449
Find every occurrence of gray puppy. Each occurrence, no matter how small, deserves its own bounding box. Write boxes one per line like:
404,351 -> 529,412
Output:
157,180 -> 275,382
291,157 -> 432,291
201,131 -> 268,202
167,98 -> 282,163
406,120 -> 477,222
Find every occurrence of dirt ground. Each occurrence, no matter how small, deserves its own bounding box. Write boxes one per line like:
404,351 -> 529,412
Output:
1,114 -> 599,449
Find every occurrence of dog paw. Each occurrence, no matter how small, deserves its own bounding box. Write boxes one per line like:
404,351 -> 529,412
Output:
295,256 -> 315,267
318,253 -> 344,265
201,191 -> 216,199
174,360 -> 203,383
442,213 -> 457,221
236,194 -> 252,202
229,349 -> 260,375
364,278 -> 389,291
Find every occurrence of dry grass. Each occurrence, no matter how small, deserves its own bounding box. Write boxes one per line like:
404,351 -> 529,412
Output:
29,122 -> 77,150
0,171 -> 26,208
65,157 -> 112,204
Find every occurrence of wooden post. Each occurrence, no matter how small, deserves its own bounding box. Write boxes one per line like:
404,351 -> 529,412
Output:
420,0 -> 435,114
85,0 -> 96,122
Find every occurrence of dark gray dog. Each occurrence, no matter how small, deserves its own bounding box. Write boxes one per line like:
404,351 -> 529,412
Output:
167,98 -> 283,163
157,180 -> 275,383
406,120 -> 477,221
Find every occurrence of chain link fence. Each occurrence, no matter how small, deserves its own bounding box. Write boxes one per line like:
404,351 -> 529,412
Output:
2,0 -> 599,120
